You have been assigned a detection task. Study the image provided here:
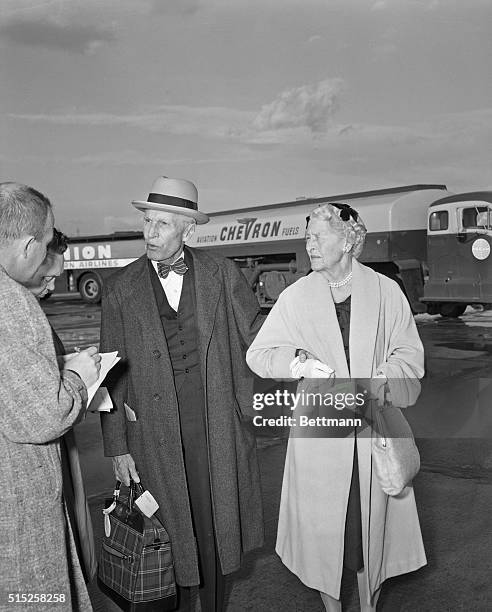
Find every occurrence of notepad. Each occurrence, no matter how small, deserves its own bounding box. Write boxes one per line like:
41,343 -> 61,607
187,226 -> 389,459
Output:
63,350 -> 120,411
86,351 -> 120,404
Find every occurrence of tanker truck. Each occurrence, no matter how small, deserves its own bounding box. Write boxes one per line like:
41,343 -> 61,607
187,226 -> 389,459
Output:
57,184 -> 492,317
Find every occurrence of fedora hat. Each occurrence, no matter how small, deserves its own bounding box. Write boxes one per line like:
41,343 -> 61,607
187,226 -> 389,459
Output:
132,176 -> 209,224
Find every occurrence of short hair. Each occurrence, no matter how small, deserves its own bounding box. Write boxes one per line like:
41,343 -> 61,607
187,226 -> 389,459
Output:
175,214 -> 196,232
47,228 -> 68,254
0,182 -> 52,244
309,202 -> 367,259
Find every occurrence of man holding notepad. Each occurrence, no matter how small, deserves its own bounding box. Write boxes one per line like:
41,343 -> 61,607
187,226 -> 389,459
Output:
0,182 -> 101,611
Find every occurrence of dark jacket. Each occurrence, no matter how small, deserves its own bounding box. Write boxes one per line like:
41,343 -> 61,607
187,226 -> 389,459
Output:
99,247 -> 264,585
51,328 -> 97,584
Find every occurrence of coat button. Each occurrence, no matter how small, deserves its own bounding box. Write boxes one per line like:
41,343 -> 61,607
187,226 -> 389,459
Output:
185,368 -> 190,374
182,354 -> 187,360
153,393 -> 161,401
152,350 -> 161,359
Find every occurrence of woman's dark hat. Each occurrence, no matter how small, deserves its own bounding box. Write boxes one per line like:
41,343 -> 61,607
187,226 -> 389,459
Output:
306,202 -> 359,227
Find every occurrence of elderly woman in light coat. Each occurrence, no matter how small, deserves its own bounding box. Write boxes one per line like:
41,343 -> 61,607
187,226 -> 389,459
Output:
246,203 -> 426,611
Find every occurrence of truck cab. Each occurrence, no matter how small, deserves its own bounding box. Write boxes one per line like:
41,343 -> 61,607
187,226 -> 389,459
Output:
423,192 -> 492,317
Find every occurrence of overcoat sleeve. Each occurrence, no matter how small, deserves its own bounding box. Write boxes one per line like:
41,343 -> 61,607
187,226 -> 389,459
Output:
0,291 -> 87,444
246,288 -> 300,380
376,280 -> 425,406
226,260 -> 264,347
99,283 -> 130,457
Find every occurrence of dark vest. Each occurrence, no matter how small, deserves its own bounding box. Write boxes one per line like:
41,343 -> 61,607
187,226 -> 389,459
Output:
148,254 -> 201,391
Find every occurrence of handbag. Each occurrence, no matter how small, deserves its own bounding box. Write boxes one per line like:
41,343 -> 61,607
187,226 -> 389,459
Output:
97,480 -> 177,612
372,402 -> 420,496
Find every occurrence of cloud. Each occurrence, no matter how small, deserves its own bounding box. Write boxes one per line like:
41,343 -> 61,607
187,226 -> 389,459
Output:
7,105 -> 254,139
306,34 -> 323,44
0,18 -> 114,53
307,108 -> 492,193
7,98 -> 492,187
6,78 -> 346,139
0,0 -> 149,21
68,150 -> 263,167
0,0 -> 153,53
252,79 -> 345,133
149,0 -> 201,16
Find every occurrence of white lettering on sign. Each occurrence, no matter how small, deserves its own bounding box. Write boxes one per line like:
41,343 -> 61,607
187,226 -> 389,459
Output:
82,246 -> 95,259
64,244 -> 112,261
99,244 -> 111,258
64,258 -> 137,269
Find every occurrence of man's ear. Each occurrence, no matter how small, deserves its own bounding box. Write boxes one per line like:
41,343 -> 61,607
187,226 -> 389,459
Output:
183,221 -> 196,243
22,235 -> 37,259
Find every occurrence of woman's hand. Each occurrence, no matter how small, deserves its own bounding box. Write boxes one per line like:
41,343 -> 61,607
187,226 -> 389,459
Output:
369,374 -> 389,406
290,355 -> 335,379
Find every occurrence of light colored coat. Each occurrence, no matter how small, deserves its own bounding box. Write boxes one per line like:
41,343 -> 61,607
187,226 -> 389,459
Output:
100,248 -> 264,586
0,266 -> 92,612
246,260 -> 426,602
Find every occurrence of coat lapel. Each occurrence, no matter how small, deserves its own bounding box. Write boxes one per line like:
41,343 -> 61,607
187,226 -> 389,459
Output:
126,256 -> 169,351
299,273 -> 350,377
188,247 -> 221,358
349,259 -> 380,378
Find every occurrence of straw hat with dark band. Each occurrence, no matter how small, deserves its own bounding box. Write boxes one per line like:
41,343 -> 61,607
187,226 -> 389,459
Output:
132,176 -> 209,224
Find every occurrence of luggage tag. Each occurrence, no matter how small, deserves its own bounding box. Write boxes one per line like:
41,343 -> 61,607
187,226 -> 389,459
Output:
134,490 -> 159,518
102,483 -> 121,537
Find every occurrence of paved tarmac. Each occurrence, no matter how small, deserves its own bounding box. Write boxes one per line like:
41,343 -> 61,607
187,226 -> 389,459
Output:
43,300 -> 492,611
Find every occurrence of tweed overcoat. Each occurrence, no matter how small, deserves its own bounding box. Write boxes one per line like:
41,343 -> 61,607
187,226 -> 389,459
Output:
0,266 -> 92,611
246,260 -> 427,603
99,247 -> 264,586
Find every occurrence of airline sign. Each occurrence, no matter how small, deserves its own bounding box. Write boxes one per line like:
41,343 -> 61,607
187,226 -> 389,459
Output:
63,243 -> 140,270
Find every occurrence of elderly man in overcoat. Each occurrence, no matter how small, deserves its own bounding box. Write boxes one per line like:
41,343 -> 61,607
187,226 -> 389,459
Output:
100,176 -> 264,612
0,182 -> 100,611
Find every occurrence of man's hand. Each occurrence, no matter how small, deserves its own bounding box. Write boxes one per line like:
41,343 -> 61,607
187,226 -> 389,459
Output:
112,453 -> 140,486
64,346 -> 101,388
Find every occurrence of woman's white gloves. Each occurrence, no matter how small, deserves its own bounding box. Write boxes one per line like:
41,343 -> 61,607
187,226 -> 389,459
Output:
289,355 -> 335,379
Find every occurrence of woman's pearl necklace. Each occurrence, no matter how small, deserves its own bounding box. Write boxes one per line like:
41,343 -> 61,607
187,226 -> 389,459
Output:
327,271 -> 353,288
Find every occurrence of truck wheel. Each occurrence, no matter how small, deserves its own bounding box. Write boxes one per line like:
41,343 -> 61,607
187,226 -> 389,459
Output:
79,273 -> 102,303
439,303 -> 467,318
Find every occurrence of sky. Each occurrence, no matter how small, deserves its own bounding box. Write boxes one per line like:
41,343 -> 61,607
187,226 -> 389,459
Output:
1,0 -> 491,235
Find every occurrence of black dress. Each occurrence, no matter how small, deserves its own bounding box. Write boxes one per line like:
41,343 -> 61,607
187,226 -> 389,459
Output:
334,296 -> 364,572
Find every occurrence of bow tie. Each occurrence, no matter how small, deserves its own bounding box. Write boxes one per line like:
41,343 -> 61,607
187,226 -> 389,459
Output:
157,259 -> 188,279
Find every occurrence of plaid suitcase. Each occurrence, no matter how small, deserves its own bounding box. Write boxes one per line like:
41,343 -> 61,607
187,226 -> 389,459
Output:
97,481 -> 177,611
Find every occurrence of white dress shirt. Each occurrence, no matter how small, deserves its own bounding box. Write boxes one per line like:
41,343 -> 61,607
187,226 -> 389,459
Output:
151,257 -> 184,312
